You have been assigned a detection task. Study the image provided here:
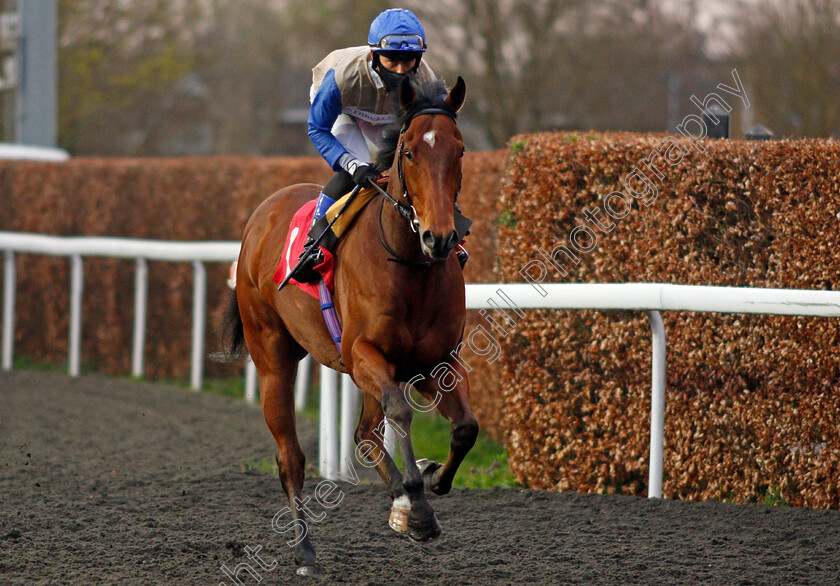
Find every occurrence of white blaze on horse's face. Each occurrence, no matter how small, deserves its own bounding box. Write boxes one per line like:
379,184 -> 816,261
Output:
423,131 -> 436,149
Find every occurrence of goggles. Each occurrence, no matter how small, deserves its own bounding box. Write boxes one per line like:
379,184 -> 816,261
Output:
372,34 -> 426,53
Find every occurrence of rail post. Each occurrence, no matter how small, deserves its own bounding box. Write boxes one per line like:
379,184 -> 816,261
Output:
68,254 -> 83,377
190,261 -> 206,390
340,373 -> 359,475
295,354 -> 312,411
319,366 -> 339,478
646,310 -> 666,498
245,356 -> 258,403
383,417 -> 397,457
2,250 -> 15,371
131,258 -> 148,378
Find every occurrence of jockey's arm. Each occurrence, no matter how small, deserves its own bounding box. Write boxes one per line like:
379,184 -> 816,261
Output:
308,69 -> 351,172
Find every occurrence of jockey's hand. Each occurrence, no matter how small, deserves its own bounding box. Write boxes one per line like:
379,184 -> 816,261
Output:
352,164 -> 379,188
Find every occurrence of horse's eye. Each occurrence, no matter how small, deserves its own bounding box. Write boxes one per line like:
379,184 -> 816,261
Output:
404,149 -> 413,162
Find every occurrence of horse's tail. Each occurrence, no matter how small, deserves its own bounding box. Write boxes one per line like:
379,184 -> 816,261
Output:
214,289 -> 246,361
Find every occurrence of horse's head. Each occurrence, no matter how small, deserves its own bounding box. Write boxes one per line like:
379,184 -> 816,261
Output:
394,76 -> 467,261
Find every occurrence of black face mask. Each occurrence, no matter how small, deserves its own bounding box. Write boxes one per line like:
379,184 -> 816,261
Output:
377,66 -> 408,92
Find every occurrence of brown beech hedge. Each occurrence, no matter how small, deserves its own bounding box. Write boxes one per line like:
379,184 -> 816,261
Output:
495,131 -> 840,508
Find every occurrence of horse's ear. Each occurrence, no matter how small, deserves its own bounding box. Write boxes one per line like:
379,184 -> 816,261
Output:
399,76 -> 416,111
445,76 -> 466,113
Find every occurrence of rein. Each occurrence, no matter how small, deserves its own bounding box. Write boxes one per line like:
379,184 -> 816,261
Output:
369,106 -> 458,267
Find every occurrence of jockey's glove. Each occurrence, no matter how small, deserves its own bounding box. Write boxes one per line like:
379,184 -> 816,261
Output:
352,164 -> 379,188
340,154 -> 379,188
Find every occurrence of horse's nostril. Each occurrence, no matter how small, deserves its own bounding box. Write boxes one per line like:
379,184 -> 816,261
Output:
422,231 -> 436,249
446,230 -> 459,251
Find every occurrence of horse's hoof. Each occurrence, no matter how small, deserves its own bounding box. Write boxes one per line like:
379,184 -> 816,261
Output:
296,563 -> 322,576
389,495 -> 411,533
430,478 -> 452,496
407,512 -> 442,543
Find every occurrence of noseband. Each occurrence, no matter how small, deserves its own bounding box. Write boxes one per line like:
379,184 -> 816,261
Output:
369,107 -> 459,266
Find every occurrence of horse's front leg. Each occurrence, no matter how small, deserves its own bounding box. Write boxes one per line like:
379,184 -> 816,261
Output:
354,392 -> 413,531
412,359 -> 479,495
351,341 -> 441,542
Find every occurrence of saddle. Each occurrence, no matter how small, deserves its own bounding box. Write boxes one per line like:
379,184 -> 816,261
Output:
272,182 -> 381,299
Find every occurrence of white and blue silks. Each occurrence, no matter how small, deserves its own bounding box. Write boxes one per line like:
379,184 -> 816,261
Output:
307,46 -> 438,220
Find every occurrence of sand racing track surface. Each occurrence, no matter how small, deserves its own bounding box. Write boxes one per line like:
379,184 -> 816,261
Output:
2,370 -> 839,584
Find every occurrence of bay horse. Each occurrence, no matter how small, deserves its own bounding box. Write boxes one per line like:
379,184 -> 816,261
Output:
223,76 -> 478,575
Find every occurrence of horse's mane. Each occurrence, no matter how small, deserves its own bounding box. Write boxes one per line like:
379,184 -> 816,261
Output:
374,78 -> 454,173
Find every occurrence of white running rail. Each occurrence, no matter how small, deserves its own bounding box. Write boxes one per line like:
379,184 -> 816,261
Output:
0,143 -> 70,161
4,232 -> 840,498
0,232 -> 239,389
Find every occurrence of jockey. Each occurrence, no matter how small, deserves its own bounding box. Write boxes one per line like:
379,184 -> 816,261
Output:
290,8 -> 467,283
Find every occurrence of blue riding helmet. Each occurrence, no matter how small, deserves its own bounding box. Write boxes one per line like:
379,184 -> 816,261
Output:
368,8 -> 427,54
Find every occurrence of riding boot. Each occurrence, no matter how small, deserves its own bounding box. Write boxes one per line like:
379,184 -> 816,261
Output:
288,192 -> 335,283
288,234 -> 322,284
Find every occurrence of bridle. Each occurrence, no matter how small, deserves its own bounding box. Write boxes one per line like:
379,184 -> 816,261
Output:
368,106 -> 459,266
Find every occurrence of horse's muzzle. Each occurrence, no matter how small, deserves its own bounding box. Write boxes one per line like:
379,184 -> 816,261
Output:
421,229 -> 459,260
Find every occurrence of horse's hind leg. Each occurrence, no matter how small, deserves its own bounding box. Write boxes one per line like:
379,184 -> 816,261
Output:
412,360 -> 478,495
240,301 -> 318,575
